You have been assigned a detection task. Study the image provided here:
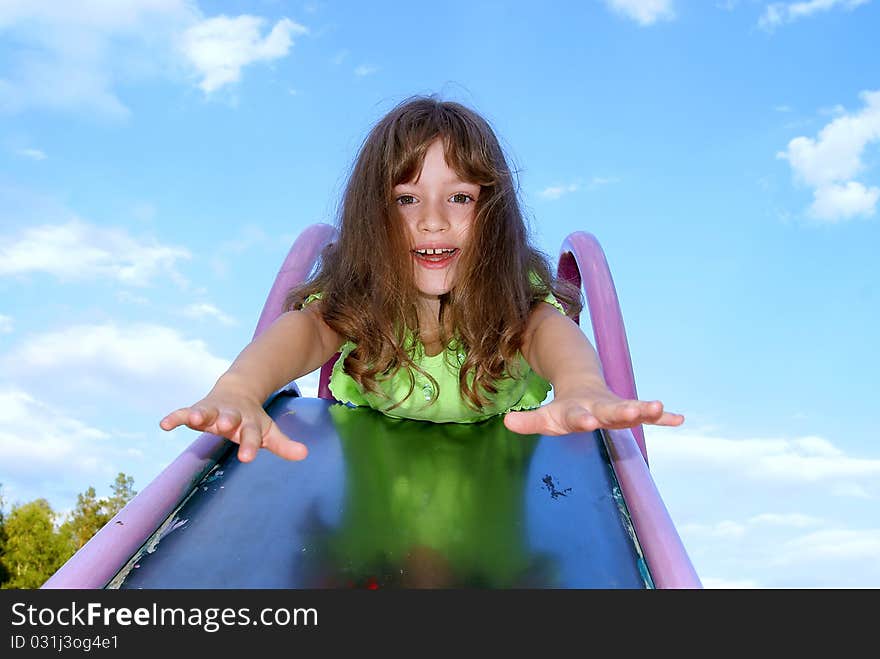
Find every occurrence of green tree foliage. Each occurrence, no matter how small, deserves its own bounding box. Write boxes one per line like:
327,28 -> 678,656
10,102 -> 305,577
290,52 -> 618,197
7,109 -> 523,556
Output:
107,473 -> 137,518
59,486 -> 109,553
0,474 -> 136,589
58,473 -> 138,552
1,499 -> 69,589
0,485 -> 10,585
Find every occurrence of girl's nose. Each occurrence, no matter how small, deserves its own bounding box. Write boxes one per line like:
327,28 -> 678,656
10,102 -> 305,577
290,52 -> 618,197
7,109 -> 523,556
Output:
417,202 -> 450,233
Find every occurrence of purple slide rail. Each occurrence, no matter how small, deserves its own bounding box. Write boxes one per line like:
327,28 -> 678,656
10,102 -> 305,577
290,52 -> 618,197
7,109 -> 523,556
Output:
42,223 -> 338,589
44,223 -> 699,589
558,231 -> 701,588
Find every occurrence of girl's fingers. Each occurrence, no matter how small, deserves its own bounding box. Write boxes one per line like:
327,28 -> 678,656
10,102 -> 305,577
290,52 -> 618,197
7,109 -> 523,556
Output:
590,400 -> 635,427
215,410 -> 242,434
597,400 -> 685,428
162,405 -> 309,462
188,405 -> 219,429
564,404 -> 598,433
657,411 -> 685,426
506,404 -> 594,436
237,422 -> 263,463
503,409 -> 544,435
160,407 -> 194,431
630,401 -> 685,427
642,400 -> 664,419
161,406 -> 248,443
236,418 -> 308,463
160,405 -> 220,431
263,421 -> 308,461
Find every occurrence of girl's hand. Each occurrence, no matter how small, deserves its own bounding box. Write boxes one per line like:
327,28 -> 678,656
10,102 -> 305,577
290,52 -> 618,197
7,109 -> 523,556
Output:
159,394 -> 308,463
503,391 -> 684,436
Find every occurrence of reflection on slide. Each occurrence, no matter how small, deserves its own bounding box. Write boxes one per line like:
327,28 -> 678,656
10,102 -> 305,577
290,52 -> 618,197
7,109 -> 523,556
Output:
110,396 -> 651,589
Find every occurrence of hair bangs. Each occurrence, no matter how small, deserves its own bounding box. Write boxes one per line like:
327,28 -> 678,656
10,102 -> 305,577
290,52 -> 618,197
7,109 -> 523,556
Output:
438,112 -> 499,188
383,101 -> 498,192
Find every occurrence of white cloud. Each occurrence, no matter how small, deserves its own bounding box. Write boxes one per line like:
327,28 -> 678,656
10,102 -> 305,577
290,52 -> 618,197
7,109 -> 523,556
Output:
540,176 -> 617,199
830,482 -> 872,498
115,290 -> 151,305
649,425 -> 880,586
0,2 -> 308,115
0,314 -> 12,334
182,302 -> 237,326
819,103 -> 847,117
0,388 -> 109,459
4,322 -> 228,382
2,322 -> 231,418
649,428 -> 880,490
540,183 -> 580,200
0,322 -> 321,512
777,89 -> 880,222
604,0 -> 676,25
0,0 -> 199,117
780,91 -> 880,187
683,514 -> 823,537
809,181 -> 879,221
588,176 -> 620,189
0,0 -> 196,31
0,387 -> 120,508
0,315 -> 239,512
179,15 -> 307,93
685,519 -> 880,586
0,219 -> 191,287
759,0 -> 870,31
16,148 -> 47,160
0,384 -> 198,516
748,513 -> 824,528
780,528 -> 880,563
353,64 -> 378,77
681,520 -> 748,539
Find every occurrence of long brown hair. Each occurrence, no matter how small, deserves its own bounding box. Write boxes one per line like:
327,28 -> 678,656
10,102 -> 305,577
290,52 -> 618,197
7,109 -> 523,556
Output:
285,94 -> 582,413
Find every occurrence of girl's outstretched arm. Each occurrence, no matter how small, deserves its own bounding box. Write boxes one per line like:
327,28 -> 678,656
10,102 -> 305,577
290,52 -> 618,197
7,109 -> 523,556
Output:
504,303 -> 685,436
160,305 -> 344,462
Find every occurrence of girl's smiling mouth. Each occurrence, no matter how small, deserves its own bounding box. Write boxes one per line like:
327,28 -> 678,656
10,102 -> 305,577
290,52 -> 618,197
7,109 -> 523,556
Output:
412,247 -> 459,268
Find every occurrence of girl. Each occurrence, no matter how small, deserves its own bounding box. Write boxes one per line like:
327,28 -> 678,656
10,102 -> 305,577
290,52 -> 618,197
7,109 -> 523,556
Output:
160,95 -> 684,463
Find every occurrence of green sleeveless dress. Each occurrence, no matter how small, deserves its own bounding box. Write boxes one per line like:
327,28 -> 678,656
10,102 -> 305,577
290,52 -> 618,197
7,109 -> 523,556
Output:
303,291 -> 566,423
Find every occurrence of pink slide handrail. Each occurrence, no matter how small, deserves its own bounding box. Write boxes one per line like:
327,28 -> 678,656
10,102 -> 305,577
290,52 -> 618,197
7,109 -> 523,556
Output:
558,231 -> 701,588
42,223 -> 337,589
557,232 -> 647,463
604,427 -> 702,588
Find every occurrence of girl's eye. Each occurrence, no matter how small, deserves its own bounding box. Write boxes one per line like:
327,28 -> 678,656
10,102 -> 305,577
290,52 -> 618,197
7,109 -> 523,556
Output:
395,193 -> 474,205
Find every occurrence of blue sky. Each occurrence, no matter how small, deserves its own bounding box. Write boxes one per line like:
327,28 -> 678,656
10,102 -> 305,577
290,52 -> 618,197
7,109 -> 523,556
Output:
1,0 -> 878,588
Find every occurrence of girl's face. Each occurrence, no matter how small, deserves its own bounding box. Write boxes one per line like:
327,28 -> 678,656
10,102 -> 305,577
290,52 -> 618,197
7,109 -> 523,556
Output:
393,138 -> 481,303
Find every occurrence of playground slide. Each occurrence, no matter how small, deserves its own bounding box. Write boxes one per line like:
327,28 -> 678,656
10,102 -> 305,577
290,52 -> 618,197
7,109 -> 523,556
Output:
42,224 -> 701,589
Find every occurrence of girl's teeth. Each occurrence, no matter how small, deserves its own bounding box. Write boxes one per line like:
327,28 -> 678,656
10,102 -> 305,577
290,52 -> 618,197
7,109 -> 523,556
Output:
413,248 -> 456,263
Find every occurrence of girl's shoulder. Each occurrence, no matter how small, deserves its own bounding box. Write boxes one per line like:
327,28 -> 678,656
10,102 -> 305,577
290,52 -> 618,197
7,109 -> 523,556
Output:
299,291 -> 346,354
